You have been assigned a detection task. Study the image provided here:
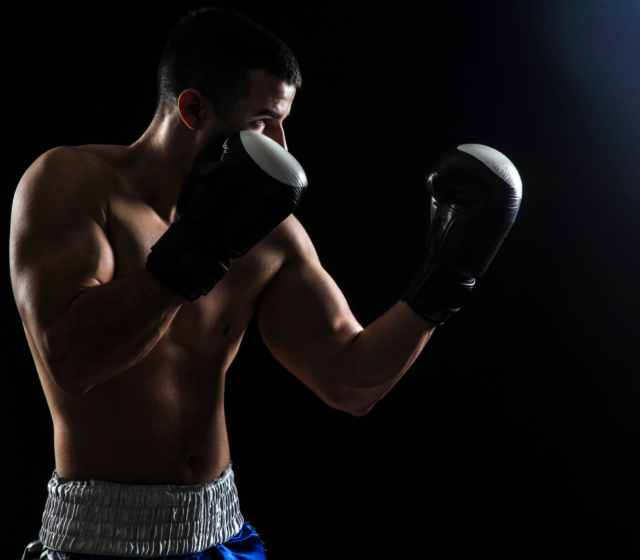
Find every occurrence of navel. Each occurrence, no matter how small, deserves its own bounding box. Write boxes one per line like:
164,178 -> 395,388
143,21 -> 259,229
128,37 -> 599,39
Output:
222,324 -> 230,337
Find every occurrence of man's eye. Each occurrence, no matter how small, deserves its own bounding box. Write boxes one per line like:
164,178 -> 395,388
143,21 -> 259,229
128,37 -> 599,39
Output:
254,119 -> 268,127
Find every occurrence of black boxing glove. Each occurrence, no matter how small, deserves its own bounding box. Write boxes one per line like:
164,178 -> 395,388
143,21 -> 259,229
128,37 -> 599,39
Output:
402,144 -> 522,326
146,131 -> 308,301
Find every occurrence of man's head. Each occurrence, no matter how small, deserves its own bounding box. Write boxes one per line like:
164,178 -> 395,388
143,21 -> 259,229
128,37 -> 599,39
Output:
155,8 -> 301,148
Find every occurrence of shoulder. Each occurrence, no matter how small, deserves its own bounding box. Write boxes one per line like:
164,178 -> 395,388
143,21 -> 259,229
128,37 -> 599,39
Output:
243,215 -> 319,292
21,145 -> 117,184
13,146 -> 119,229
267,214 -> 320,266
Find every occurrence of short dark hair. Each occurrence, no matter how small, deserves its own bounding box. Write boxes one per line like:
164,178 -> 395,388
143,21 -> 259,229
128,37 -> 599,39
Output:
156,8 -> 302,121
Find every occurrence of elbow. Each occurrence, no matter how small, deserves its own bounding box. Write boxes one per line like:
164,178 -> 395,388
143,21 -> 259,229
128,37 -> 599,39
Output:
346,404 -> 374,417
39,328 -> 95,396
48,361 -> 92,397
325,387 -> 377,417
45,342 -> 92,397
59,379 -> 91,398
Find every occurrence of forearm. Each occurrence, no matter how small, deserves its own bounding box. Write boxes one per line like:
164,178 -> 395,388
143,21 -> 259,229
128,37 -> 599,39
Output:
336,301 -> 434,413
47,268 -> 184,395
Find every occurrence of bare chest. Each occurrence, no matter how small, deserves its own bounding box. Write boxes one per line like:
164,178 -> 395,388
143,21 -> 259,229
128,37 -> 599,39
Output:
105,190 -> 281,357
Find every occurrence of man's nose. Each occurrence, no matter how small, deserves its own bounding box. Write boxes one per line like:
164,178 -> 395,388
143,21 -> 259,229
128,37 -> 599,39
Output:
265,124 -> 287,151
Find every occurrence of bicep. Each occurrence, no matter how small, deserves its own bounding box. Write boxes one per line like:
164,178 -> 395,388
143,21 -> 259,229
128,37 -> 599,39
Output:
10,148 -> 115,347
256,220 -> 362,401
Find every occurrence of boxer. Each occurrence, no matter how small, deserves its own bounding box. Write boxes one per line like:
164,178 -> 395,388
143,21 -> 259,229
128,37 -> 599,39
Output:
10,7 -> 522,560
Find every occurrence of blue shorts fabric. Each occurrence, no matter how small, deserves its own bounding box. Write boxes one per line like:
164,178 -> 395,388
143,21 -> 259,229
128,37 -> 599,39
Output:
23,523 -> 267,560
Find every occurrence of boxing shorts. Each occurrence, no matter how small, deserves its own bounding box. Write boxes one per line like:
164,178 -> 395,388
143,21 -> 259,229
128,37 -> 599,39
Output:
23,464 -> 267,559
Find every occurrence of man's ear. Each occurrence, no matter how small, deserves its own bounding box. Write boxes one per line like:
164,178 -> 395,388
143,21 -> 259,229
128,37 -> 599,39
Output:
177,89 -> 212,130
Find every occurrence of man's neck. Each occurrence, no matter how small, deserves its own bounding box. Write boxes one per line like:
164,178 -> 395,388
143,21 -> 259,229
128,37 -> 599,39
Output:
128,116 -> 199,222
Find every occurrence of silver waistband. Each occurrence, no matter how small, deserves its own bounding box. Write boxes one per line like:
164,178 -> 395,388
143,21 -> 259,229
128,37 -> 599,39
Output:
39,464 -> 244,557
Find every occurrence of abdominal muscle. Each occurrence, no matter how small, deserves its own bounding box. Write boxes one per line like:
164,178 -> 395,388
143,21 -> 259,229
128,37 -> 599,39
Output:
26,296 -> 254,486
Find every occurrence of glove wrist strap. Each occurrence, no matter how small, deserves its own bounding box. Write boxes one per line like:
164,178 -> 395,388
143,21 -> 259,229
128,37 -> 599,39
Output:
401,256 -> 475,327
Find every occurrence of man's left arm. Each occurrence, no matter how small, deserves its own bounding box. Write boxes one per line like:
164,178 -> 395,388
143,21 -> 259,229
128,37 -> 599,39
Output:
257,217 -> 434,417
257,144 -> 522,416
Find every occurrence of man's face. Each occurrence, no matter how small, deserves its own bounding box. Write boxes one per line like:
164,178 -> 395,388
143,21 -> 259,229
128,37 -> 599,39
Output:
221,69 -> 296,150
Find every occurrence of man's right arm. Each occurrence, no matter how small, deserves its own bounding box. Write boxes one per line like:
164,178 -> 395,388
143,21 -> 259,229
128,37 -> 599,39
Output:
10,147 -> 184,397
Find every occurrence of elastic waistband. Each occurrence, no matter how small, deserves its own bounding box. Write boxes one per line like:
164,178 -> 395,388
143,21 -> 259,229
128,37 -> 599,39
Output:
39,465 -> 244,557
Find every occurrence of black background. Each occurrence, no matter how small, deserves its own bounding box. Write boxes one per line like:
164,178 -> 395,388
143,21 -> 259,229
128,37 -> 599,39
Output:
5,1 -> 639,557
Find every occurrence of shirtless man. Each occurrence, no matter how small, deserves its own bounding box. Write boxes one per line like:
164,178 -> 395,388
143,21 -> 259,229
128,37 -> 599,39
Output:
10,8 -> 521,560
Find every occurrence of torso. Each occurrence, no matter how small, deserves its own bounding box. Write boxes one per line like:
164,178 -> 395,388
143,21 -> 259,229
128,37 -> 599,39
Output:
25,144 -> 290,485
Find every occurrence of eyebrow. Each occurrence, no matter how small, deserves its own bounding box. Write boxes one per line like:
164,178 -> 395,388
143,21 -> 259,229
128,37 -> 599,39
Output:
253,109 -> 285,119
